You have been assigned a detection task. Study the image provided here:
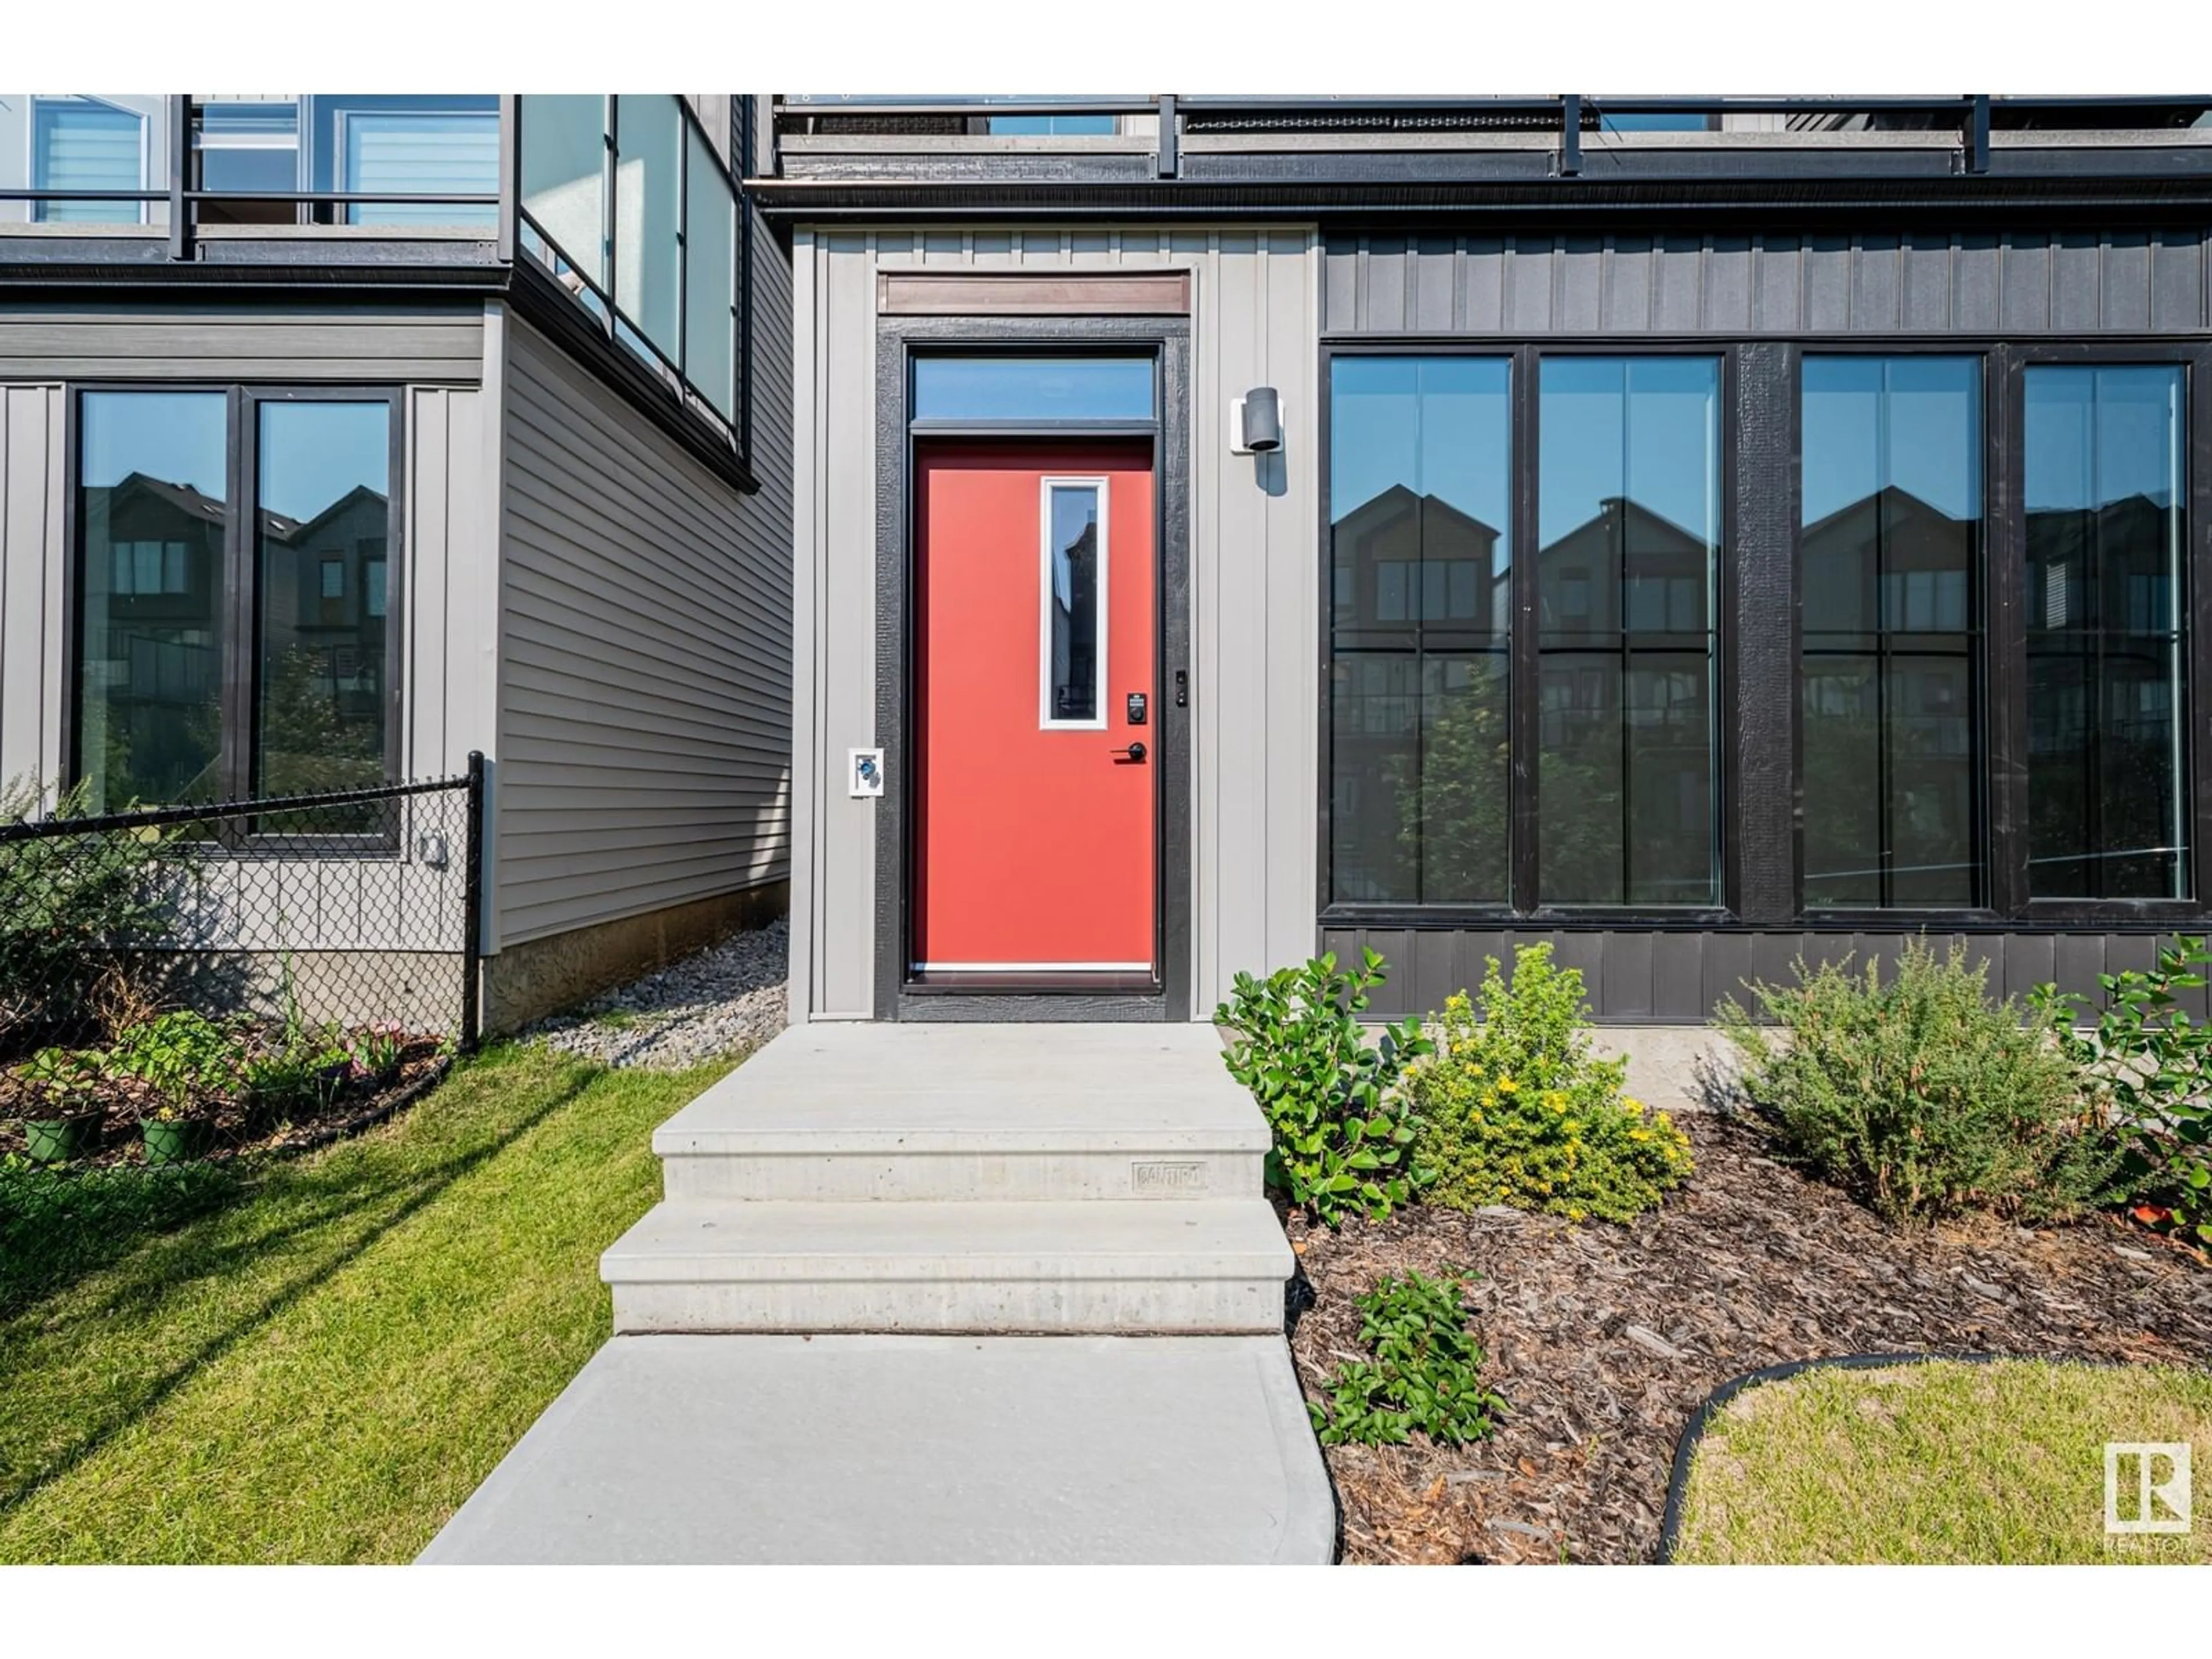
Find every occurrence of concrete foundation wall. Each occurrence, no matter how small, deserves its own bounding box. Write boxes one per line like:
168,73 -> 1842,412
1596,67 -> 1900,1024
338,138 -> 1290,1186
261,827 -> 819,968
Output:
483,879 -> 789,1034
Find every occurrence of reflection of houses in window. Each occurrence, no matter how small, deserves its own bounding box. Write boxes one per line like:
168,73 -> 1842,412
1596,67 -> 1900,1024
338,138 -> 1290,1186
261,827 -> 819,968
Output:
82,472 -> 225,715
1047,515 -> 1098,722
263,481 -> 392,721
1535,495 -> 1713,748
2025,491 -> 2180,759
1330,483 -> 1505,632
1801,483 -> 1977,759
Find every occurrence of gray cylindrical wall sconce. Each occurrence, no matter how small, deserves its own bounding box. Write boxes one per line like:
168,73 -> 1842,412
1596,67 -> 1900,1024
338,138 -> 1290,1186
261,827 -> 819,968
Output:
1232,387 -> 1283,454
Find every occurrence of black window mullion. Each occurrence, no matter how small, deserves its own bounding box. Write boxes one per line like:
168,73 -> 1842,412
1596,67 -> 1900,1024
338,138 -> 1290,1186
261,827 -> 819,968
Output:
224,386 -> 255,806
1987,344 -> 2030,918
2191,347 -> 2212,910
1509,344 -> 1540,914
1733,340 -> 1796,925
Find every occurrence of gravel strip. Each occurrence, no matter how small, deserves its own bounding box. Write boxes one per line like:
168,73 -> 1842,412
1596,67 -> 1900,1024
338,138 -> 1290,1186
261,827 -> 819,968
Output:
1285,1111 -> 2212,1565
526,916 -> 787,1070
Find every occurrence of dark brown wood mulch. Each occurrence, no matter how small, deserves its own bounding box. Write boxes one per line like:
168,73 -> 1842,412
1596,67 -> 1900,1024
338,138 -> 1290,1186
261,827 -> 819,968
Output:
0,1043 -> 448,1169
1283,1111 -> 2212,1565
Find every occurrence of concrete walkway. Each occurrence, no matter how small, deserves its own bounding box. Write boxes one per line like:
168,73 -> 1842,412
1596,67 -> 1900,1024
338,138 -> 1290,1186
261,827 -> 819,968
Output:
422,1024 -> 1335,1564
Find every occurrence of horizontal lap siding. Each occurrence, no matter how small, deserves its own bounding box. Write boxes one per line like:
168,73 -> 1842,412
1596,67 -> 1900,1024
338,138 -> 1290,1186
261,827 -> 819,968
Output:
493,252 -> 794,948
0,304 -> 483,382
1320,927 -> 2212,1024
1321,230 -> 2211,334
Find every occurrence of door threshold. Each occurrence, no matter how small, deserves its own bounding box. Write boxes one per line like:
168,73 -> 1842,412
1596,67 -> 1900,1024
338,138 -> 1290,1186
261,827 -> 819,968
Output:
904,970 -> 1163,996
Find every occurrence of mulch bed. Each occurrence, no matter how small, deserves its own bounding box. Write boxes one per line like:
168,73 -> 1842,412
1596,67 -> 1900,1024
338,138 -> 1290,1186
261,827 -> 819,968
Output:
1283,1111 -> 2212,1565
0,1043 -> 449,1170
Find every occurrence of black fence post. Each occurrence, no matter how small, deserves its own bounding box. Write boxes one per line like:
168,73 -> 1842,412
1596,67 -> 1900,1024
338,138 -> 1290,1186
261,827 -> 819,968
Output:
461,751 -> 486,1052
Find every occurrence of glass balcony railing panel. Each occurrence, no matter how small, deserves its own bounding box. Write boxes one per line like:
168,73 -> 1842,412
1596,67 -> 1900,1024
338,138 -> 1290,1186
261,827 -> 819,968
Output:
181,94 -> 499,230
0,93 -> 167,229
517,94 -> 748,441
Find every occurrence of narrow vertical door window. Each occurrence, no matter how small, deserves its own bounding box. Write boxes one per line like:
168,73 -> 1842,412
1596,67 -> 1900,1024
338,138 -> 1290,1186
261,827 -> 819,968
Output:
1041,481 -> 1105,726
1537,356 -> 1722,906
1801,357 -> 1983,907
2024,365 -> 2189,899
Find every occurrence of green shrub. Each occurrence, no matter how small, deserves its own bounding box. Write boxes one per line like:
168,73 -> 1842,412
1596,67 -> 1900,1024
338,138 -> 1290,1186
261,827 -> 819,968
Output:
1717,940 -> 2133,1225
2035,937 -> 2212,1246
1310,1270 -> 1505,1447
107,1011 -> 249,1119
0,776 -> 175,1058
1215,949 -> 1430,1228
1408,944 -> 1692,1223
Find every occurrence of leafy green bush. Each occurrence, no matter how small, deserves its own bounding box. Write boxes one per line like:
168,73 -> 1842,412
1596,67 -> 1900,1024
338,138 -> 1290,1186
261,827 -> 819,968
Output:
107,1011 -> 249,1119
1717,940 -> 2133,1225
2035,937 -> 2212,1246
1215,949 -> 1430,1228
1309,1270 -> 1505,1447
1408,944 -> 1692,1222
0,776 -> 175,1058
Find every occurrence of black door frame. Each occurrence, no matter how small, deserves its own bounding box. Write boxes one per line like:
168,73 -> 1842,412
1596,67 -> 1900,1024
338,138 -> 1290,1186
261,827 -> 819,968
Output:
872,313 -> 1194,1022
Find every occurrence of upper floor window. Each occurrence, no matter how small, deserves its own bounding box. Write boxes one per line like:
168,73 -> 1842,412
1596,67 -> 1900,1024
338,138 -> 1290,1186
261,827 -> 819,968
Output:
32,96 -> 145,222
74,389 -> 398,813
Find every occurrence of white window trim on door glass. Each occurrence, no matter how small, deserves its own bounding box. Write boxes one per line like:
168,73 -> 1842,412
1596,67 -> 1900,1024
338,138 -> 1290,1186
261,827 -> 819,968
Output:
1038,475 -> 1109,731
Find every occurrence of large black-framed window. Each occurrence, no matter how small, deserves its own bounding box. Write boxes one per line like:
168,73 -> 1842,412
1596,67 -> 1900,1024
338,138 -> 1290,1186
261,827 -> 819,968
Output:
1323,345 -> 1728,918
70,385 -> 404,817
1322,337 -> 2210,930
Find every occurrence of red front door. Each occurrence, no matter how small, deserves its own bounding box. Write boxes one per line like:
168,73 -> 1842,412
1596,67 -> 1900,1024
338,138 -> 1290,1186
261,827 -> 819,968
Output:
912,440 -> 1157,979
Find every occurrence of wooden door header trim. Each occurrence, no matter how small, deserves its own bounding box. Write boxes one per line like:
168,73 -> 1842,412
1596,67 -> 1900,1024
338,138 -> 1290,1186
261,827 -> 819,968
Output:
878,270 -> 1193,317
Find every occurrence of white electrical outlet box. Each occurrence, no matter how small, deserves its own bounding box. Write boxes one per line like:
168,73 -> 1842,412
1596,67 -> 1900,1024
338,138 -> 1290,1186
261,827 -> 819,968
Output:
849,748 -> 884,798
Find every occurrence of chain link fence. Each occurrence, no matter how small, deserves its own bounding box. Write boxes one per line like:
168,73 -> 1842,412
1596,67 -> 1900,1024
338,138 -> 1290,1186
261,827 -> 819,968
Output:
0,758 -> 482,1192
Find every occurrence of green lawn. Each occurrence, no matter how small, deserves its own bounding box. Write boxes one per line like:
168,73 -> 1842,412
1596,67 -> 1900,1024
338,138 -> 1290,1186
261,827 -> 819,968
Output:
1675,1359 -> 2212,1564
0,1043 -> 729,1564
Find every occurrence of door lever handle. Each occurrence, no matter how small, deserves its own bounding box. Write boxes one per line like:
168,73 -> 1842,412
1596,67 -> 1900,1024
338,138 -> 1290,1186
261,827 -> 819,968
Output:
1112,741 -> 1147,763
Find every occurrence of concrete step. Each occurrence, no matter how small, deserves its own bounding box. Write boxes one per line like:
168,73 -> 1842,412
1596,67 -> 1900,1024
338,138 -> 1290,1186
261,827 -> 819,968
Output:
652,1022 -> 1269,1203
601,1198 -> 1294,1335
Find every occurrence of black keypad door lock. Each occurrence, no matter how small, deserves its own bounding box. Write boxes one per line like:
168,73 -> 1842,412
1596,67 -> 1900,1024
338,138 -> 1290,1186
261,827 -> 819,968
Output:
1126,692 -> 1148,726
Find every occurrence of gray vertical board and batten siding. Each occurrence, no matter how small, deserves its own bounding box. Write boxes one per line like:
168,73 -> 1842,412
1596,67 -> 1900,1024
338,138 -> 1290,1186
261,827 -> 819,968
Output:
1321,230 -> 2212,336
786,225 -> 1321,1021
492,204 -> 794,949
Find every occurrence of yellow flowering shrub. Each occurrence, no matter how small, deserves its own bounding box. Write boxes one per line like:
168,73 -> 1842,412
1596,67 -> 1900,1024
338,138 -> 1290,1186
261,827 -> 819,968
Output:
1406,944 -> 1693,1223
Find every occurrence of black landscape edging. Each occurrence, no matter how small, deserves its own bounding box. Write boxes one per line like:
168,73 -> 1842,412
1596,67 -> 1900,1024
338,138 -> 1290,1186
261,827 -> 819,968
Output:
1655,1349 -> 2014,1563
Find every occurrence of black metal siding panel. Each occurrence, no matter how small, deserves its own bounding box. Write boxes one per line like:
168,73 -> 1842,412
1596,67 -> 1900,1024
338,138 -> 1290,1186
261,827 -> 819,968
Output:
2002,933 -> 2056,1004
1854,236 -> 1902,331
2103,233 -> 2152,331
2052,232 -> 2101,332
1321,229 -> 2211,336
1804,234 -> 1851,332
1654,235 -> 1703,331
2001,234 -> 2052,331
1605,236 -> 1654,332
1507,238 -> 1552,331
1605,929 -> 1655,1019
1557,236 -> 1604,333
1902,234 -> 1952,331
1706,236 -> 1752,334
2150,230 -> 2206,331
1414,234 -> 1457,331
1463,237 -> 1507,332
1953,233 -> 2003,331
1753,237 -> 1800,332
